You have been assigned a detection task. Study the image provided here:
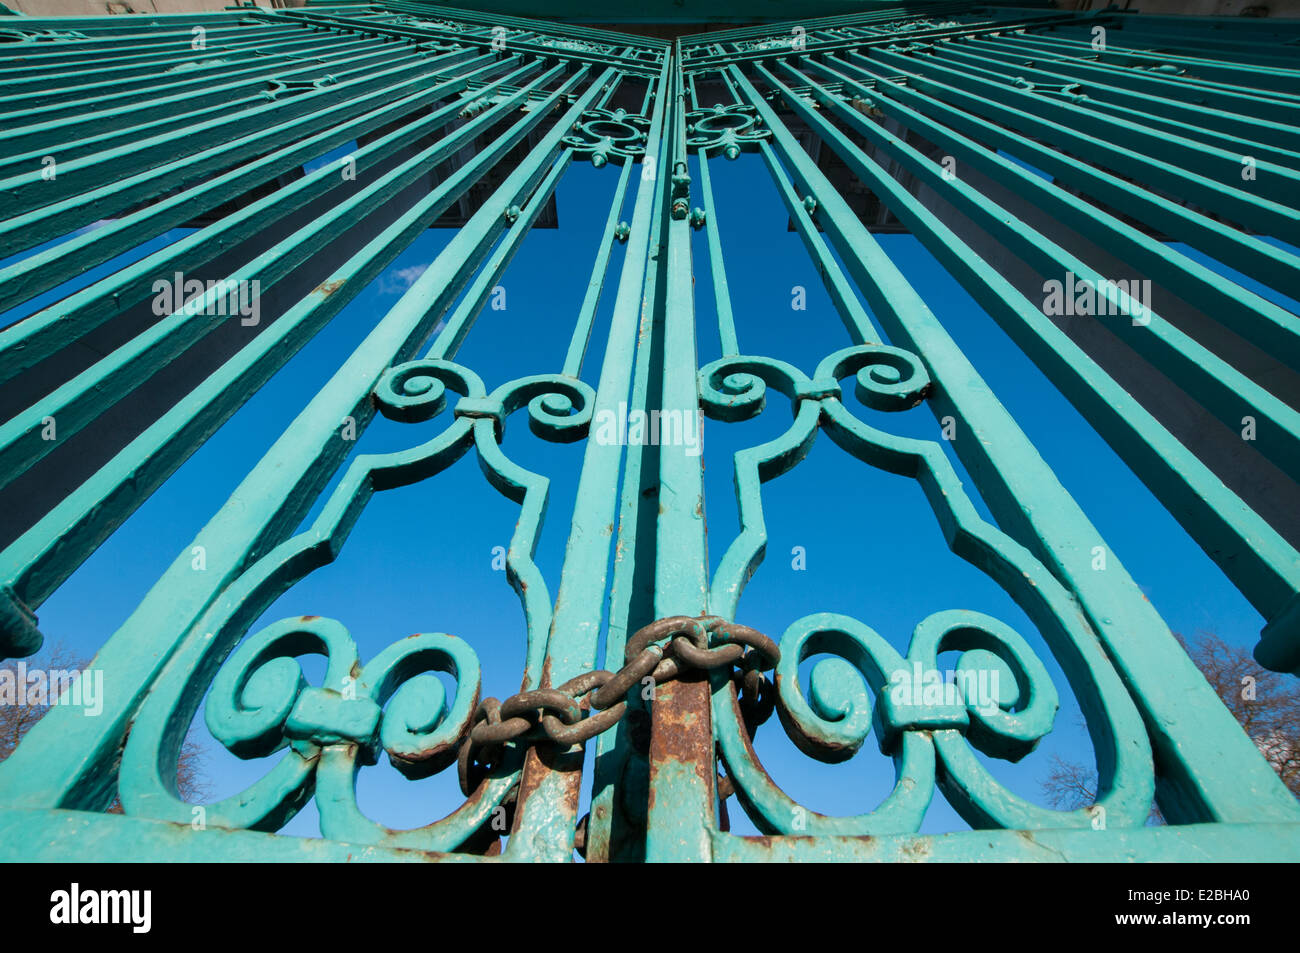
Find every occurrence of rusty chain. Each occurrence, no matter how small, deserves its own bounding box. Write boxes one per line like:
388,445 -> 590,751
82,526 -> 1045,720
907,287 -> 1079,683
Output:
457,615 -> 779,796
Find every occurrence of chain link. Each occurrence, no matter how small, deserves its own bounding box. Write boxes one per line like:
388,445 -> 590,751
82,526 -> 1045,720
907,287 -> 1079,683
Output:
457,615 -> 779,796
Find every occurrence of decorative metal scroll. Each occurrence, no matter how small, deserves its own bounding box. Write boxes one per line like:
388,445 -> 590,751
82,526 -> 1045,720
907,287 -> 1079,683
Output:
698,346 -> 1152,835
562,108 -> 651,166
0,0 -> 1297,864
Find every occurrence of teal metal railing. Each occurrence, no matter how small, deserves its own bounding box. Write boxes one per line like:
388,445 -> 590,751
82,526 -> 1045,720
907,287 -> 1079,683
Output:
0,0 -> 1296,862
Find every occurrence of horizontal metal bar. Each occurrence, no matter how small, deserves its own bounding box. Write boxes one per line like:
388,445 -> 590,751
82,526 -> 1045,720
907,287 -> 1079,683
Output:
0,807 -> 481,862
710,822 -> 1300,862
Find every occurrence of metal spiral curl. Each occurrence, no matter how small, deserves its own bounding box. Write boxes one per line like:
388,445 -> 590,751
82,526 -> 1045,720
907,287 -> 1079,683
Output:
697,354 -> 810,422
361,633 -> 482,778
814,343 -> 933,412
206,616 -> 485,779
492,373 -> 597,443
206,615 -> 365,760
773,610 -> 1057,766
374,359 -> 486,423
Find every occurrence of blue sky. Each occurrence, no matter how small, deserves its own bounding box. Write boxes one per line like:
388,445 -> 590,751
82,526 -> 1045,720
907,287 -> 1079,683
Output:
12,149 -> 1293,845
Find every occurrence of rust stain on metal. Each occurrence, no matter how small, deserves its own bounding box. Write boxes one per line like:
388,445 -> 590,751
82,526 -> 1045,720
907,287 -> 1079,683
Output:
743,834 -> 817,849
510,746 -> 583,839
647,672 -> 715,812
313,278 -> 345,298
513,749 -> 550,827
900,837 -> 930,861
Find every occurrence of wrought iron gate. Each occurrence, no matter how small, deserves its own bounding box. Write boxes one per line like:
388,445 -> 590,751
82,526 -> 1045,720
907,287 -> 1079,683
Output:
1,0 -> 1298,862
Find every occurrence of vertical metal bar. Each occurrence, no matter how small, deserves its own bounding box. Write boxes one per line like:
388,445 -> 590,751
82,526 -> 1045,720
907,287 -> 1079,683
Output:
792,54 -> 1300,638
0,64 -> 486,305
505,62 -> 672,862
835,51 -> 1300,299
859,47 -> 1300,241
729,62 -> 1300,824
586,83 -> 668,867
695,149 -> 740,358
563,160 -> 636,378
0,65 -> 607,806
644,46 -> 714,863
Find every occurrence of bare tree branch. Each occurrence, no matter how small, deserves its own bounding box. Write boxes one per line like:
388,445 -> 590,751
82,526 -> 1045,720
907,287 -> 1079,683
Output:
1,644 -> 207,807
1040,631 -> 1300,821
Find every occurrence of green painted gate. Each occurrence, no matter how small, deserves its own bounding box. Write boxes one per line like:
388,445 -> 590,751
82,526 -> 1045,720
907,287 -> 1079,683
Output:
1,0 -> 1298,862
